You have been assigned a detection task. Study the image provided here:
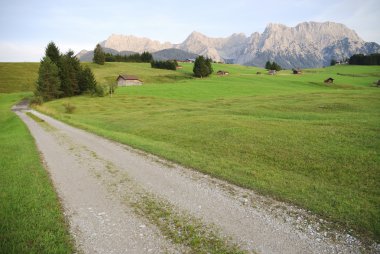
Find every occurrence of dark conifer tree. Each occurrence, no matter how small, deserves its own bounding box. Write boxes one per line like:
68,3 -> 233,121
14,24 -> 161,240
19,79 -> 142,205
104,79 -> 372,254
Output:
79,66 -> 97,93
93,44 -> 105,65
60,51 -> 81,96
265,61 -> 272,70
141,51 -> 153,62
193,56 -> 213,78
45,42 -> 61,66
35,56 -> 62,101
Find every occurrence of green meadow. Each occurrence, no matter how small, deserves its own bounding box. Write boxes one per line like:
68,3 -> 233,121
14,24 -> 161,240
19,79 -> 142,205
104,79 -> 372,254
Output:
34,62 -> 380,241
0,63 -> 39,93
0,93 -> 74,253
1,62 -> 379,243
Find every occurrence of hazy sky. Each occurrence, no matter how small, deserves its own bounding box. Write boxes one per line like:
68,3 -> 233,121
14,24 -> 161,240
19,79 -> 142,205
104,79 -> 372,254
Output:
0,0 -> 379,61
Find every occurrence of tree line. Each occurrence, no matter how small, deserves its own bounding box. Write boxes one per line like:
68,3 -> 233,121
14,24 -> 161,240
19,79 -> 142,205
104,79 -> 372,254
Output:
151,60 -> 178,70
348,53 -> 380,65
35,42 -> 101,102
93,44 -> 153,64
104,51 -> 153,63
93,44 -> 215,77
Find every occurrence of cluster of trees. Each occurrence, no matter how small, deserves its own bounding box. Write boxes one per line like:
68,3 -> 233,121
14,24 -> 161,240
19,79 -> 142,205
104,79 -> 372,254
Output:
105,52 -> 153,63
348,53 -> 380,65
193,56 -> 213,78
92,44 -> 153,64
265,61 -> 282,71
151,60 -> 178,70
35,42 -> 100,102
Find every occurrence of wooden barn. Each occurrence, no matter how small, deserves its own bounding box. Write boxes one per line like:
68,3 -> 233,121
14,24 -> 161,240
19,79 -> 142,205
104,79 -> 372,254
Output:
324,77 -> 334,84
116,74 -> 143,86
292,68 -> 302,74
217,70 -> 229,76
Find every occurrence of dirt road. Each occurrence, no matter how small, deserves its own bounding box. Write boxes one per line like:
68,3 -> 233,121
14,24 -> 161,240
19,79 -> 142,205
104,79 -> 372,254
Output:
15,105 -> 369,253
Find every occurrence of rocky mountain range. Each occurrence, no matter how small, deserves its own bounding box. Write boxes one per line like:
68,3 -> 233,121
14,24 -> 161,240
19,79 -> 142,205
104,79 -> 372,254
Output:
77,21 -> 380,68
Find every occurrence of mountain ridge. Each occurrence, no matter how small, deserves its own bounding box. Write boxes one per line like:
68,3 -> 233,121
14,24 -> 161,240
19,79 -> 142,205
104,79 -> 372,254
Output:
77,21 -> 380,68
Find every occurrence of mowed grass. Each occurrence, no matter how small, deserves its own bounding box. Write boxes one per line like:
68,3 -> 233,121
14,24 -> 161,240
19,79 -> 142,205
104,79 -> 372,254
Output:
0,93 -> 74,253
36,63 -> 380,242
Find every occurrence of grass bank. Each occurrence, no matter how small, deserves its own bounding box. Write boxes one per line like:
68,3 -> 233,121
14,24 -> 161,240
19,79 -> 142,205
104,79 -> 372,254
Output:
0,63 -> 39,93
0,93 -> 74,253
37,63 -> 380,242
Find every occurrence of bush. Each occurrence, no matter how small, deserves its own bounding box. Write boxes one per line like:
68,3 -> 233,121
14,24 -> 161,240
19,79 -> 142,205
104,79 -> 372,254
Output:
94,84 -> 107,97
63,103 -> 76,114
30,96 -> 44,105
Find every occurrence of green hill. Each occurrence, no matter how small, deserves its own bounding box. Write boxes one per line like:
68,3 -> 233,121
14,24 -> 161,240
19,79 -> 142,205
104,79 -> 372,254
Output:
0,63 -> 39,93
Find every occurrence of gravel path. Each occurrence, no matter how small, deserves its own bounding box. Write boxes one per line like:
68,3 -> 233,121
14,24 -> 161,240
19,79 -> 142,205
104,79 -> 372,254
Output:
14,104 -> 373,253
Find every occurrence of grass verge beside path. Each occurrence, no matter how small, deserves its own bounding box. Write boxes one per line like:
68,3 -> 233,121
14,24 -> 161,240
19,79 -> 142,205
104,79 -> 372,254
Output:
0,93 -> 74,253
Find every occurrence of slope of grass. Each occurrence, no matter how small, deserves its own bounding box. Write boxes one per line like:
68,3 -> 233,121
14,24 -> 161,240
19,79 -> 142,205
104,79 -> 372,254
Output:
0,93 -> 74,253
0,62 -> 194,93
0,63 -> 39,93
82,62 -> 193,84
36,63 -> 380,242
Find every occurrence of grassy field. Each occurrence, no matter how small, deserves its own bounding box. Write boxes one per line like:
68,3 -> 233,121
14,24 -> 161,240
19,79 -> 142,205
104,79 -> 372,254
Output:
0,62 -> 193,93
0,63 -> 39,93
0,93 -> 74,253
33,63 -> 380,242
83,62 -> 194,84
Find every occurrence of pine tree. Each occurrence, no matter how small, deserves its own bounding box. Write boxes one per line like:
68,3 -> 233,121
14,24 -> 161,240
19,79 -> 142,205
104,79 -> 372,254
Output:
141,51 -> 153,62
79,66 -> 97,93
93,44 -> 105,65
206,58 -> 213,75
35,57 -> 61,101
60,51 -> 81,96
45,42 -> 61,66
271,62 -> 282,71
265,61 -> 272,70
193,56 -> 213,78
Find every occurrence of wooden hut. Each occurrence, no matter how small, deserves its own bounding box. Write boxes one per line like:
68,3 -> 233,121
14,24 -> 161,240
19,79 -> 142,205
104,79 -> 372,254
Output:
116,74 -> 143,86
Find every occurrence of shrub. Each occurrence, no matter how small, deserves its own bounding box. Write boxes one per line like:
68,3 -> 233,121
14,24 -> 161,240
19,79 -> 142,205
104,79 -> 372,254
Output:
63,103 -> 76,114
94,84 -> 107,97
30,96 -> 44,105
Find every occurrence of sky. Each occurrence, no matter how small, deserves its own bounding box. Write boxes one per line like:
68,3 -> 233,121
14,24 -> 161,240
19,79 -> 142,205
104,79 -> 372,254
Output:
0,0 -> 379,62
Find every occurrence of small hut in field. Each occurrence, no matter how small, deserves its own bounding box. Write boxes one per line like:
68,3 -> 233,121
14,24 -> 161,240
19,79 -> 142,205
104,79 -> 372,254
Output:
217,70 -> 229,76
324,77 -> 334,84
292,68 -> 302,74
116,74 -> 143,86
